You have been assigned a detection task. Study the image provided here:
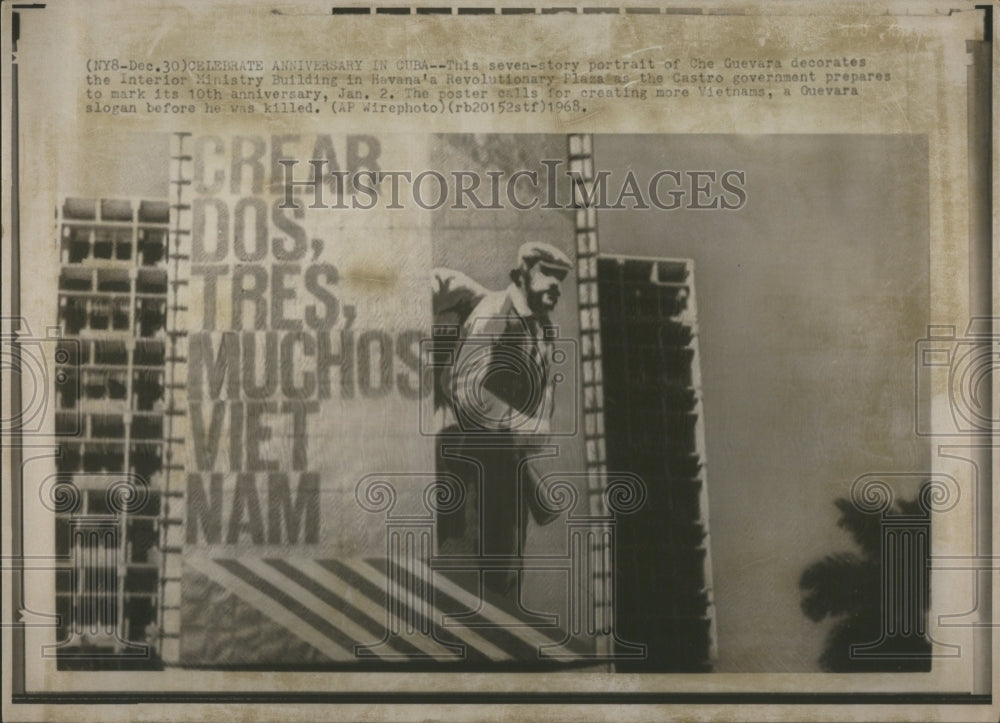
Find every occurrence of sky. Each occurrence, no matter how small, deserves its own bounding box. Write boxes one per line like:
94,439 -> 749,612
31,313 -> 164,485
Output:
595,134 -> 931,672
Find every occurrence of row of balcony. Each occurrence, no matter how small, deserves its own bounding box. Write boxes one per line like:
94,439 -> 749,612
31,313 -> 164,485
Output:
56,338 -> 166,367
54,439 -> 166,476
61,226 -> 168,267
61,197 -> 170,225
57,369 -> 165,411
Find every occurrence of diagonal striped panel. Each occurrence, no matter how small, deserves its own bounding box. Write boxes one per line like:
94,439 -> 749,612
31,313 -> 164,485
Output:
262,559 -> 426,659
185,556 -> 354,662
183,556 -> 595,665
362,557 -> 592,659
288,559 -> 509,661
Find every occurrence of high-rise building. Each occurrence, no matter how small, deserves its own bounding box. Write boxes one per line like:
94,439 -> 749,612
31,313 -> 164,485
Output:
568,133 -> 717,671
52,197 -> 174,668
596,255 -> 716,671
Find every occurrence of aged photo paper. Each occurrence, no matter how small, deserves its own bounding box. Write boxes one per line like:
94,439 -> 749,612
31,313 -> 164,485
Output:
1,0 -> 998,720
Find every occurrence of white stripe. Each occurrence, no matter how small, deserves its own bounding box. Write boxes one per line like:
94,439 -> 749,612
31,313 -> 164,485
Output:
185,557 -> 355,661
294,558 -> 511,661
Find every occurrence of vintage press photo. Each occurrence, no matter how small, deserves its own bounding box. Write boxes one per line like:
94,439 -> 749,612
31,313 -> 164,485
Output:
1,1 -> 997,721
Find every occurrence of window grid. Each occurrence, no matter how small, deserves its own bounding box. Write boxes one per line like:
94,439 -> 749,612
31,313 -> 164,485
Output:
54,196 -> 171,666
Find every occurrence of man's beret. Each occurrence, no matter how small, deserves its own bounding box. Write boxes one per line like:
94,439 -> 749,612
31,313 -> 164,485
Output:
516,241 -> 573,273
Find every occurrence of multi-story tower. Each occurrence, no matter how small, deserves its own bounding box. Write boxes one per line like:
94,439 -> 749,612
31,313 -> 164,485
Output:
569,134 -> 717,671
596,255 -> 717,671
52,196 -> 173,668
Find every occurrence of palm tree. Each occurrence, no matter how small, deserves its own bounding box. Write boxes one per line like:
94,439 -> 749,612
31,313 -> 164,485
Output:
798,489 -> 931,672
